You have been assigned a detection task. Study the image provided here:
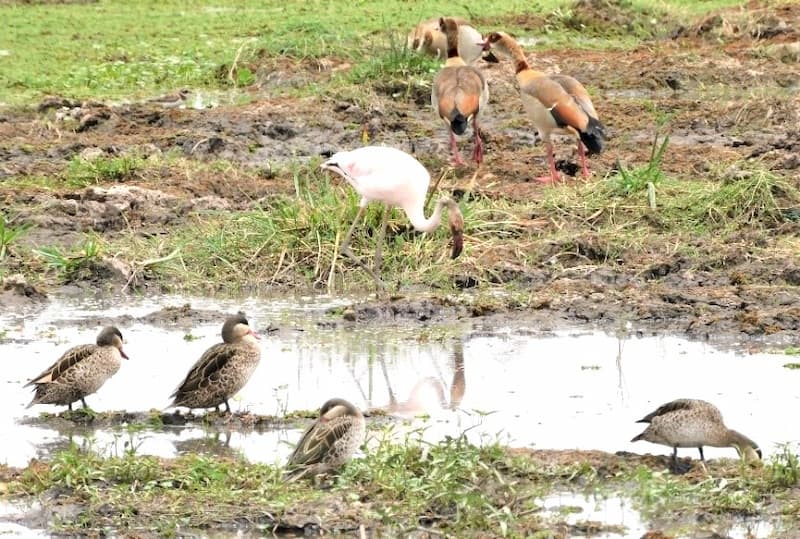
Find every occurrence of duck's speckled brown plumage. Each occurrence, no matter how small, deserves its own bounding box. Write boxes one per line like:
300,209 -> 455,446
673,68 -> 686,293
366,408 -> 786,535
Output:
285,398 -> 365,480
632,398 -> 761,470
169,314 -> 261,412
26,326 -> 128,410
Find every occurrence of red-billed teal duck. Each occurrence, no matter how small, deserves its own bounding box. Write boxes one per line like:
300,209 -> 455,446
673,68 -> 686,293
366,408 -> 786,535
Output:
169,314 -> 261,413
25,326 -> 128,410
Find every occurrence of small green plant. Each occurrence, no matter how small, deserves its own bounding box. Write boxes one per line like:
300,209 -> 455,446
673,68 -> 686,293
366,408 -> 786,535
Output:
610,130 -> 669,197
48,443 -> 105,489
65,156 -> 142,187
236,67 -> 255,87
0,212 -> 32,260
769,445 -> 800,487
34,237 -> 102,278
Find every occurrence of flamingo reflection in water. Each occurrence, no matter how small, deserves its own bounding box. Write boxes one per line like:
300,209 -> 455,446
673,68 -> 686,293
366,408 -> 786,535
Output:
349,340 -> 466,418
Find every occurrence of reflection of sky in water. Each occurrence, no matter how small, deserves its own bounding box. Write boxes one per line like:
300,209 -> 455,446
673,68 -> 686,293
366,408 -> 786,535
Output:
1,295 -> 798,469
540,491 -> 776,539
0,501 -> 48,538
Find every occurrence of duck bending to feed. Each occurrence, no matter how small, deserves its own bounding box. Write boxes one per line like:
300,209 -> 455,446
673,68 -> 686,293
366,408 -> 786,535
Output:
285,398 -> 366,481
432,17 -> 489,166
169,314 -> 261,413
481,31 -> 606,183
25,326 -> 128,411
631,398 -> 761,473
408,17 -> 485,64
320,145 -> 464,289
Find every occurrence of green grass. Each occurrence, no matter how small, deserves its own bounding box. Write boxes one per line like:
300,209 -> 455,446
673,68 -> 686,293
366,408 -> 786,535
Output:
0,0 -> 526,105
0,211 -> 32,260
64,155 -> 144,187
3,142 -> 796,293
33,236 -> 103,280
4,145 -> 785,293
117,160 -> 468,292
0,0 -> 748,105
8,431 -> 800,536
1,155 -> 146,191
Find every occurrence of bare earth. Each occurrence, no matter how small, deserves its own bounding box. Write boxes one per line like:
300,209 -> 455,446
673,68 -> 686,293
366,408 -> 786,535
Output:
1,7 -> 799,346
1,2 -> 800,536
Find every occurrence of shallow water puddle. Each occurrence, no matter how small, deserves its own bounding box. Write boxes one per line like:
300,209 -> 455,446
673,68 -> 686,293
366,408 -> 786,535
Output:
541,492 -> 775,539
1,296 -> 799,536
1,294 -> 798,469
0,501 -> 48,537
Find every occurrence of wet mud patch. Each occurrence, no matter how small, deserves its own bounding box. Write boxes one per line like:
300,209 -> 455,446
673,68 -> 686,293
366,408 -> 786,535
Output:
328,296 -> 469,324
0,275 -> 48,314
45,303 -> 232,331
317,264 -> 800,347
19,408 -> 321,432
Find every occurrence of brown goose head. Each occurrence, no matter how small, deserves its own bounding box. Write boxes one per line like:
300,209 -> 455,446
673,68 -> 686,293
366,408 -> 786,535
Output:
481,31 -> 515,57
729,430 -> 762,462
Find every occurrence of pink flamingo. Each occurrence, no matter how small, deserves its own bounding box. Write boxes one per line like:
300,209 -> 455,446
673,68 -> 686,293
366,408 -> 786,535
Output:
320,146 -> 465,288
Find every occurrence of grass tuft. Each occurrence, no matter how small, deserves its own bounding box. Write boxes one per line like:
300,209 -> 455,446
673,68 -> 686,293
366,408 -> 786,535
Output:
64,155 -> 144,188
0,211 -> 32,260
348,31 -> 440,101
33,237 -> 103,281
121,161 -> 468,291
11,433 -> 800,536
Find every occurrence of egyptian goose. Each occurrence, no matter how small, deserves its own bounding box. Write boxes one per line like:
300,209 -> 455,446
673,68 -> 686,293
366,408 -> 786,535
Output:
432,17 -> 489,165
632,398 -> 761,473
26,326 -> 128,411
285,398 -> 366,480
482,31 -> 606,182
169,314 -> 261,413
408,17 -> 484,64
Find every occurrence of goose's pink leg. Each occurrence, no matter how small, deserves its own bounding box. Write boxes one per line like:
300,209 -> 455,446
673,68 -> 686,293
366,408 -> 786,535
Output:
536,142 -> 560,183
449,132 -> 465,166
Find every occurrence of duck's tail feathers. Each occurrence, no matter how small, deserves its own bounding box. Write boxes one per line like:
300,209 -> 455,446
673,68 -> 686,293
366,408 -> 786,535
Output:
449,112 -> 468,135
580,117 -> 606,155
282,466 -> 310,482
630,432 -> 646,443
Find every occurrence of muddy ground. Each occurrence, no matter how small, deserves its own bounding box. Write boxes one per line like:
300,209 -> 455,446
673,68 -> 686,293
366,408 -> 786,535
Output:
2,2 -> 800,532
2,4 -> 800,335
0,445 -> 749,538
